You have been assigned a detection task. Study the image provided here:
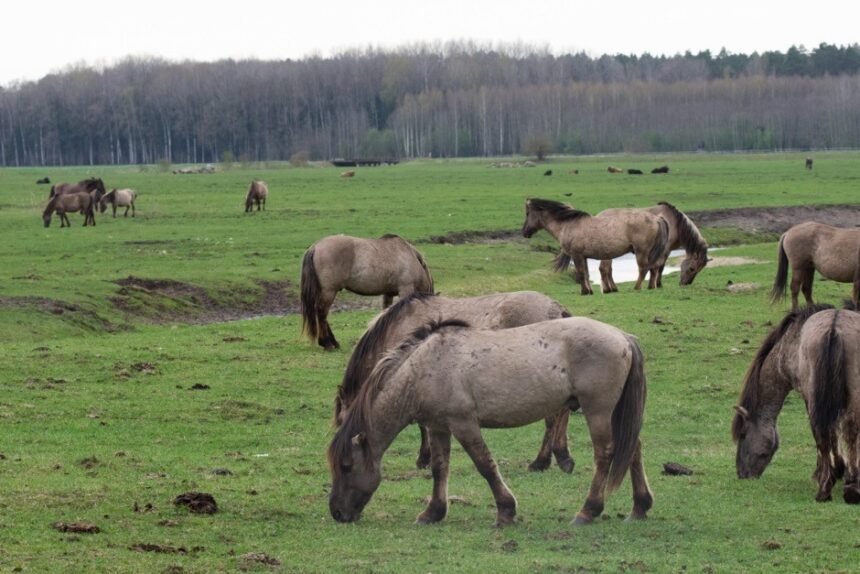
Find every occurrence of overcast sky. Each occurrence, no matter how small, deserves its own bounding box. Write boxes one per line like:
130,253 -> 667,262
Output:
2,0 -> 857,86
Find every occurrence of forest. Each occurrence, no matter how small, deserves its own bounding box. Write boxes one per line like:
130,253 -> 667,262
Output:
1,42 -> 859,166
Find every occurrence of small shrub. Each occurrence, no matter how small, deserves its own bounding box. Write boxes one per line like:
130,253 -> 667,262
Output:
290,151 -> 310,167
156,158 -> 172,173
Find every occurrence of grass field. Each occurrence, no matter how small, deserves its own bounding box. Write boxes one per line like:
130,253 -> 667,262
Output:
0,153 -> 858,573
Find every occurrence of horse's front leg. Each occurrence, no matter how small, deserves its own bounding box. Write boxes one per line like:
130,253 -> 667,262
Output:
452,423 -> 517,526
382,294 -> 395,309
633,253 -> 650,290
131,202 -> 135,217
416,429 -> 451,524
528,416 -> 555,472
415,425 -> 431,469
550,407 -> 574,473
598,260 -> 615,294
655,264 -> 665,288
572,255 -> 593,295
112,204 -> 117,218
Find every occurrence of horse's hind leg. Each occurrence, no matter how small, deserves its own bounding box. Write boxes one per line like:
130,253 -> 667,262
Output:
573,255 -> 593,295
842,415 -> 860,504
528,416 -> 555,472
627,440 -> 653,520
598,260 -> 615,294
800,268 -> 815,307
812,435 -> 836,502
316,291 -> 340,350
452,423 -> 517,526
573,413 -> 612,524
124,205 -> 130,217
131,202 -> 135,217
382,294 -> 395,309
416,429 -> 451,524
550,407 -> 574,473
416,425 -> 432,469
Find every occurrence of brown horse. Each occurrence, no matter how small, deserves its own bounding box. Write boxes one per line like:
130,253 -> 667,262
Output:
301,234 -> 433,350
854,244 -> 860,308
245,180 -> 268,212
100,188 -> 137,217
334,291 -> 576,473
771,222 -> 860,310
43,191 -> 95,227
598,202 -> 708,291
733,303 -> 860,503
522,198 -> 669,294
328,317 -> 651,525
50,178 -> 106,202
607,166 -> 624,174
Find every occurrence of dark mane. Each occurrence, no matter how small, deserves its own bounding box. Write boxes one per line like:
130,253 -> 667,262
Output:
657,201 -> 708,262
528,198 -> 590,221
328,318 -> 469,479
334,292 -> 436,422
379,233 -> 401,240
732,303 -> 834,441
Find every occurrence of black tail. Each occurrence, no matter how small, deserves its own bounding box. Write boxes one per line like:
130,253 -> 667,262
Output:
771,236 -> 789,303
810,313 -> 847,444
553,251 -> 572,272
647,217 -> 670,268
607,336 -> 647,492
300,247 -> 321,340
49,185 -> 56,199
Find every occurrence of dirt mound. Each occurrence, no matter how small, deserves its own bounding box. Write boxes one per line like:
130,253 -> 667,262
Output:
0,296 -> 120,333
688,204 -> 860,234
173,491 -> 218,514
420,229 -> 521,244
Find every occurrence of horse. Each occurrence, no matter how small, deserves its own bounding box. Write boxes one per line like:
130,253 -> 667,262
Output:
328,317 -> 652,526
521,198 -> 669,294
597,202 -> 708,291
49,177 -> 106,202
245,180 -> 268,212
99,188 -> 137,217
43,191 -> 95,227
543,170 -> 553,176
340,170 -> 356,178
771,222 -> 860,310
854,244 -> 860,308
607,166 -> 624,174
334,291 -> 576,474
36,177 -> 51,184
733,303 -> 860,503
806,157 -> 814,170
627,169 -> 644,175
651,166 -> 670,174
300,234 -> 433,350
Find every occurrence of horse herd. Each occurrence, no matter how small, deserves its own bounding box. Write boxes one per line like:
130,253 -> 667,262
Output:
306,198 -> 860,527
41,177 -> 137,227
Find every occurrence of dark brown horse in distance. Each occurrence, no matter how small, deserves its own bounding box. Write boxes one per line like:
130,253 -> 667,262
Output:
733,303 -> 860,503
49,178 -> 106,202
43,191 -> 96,227
300,234 -> 433,350
771,222 -> 860,310
245,180 -> 268,212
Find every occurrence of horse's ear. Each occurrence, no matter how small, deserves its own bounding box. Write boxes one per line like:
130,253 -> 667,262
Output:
351,433 -> 365,447
733,405 -> 750,420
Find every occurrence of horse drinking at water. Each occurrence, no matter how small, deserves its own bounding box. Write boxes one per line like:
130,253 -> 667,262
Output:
328,317 -> 652,525
245,180 -> 268,212
733,303 -> 860,503
521,198 -> 669,294
335,291 -> 576,473
301,234 -> 433,350
771,222 -> 860,310
43,191 -> 96,227
597,202 -> 708,291
100,188 -> 137,217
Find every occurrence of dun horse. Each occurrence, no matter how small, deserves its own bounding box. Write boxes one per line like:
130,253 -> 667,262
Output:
771,222 -> 860,310
245,180 -> 268,212
733,303 -> 860,503
328,318 -> 652,525
43,191 -> 95,227
597,202 -> 708,291
100,188 -> 137,217
334,291 -> 576,473
50,177 -> 106,202
301,234 -> 433,350
522,198 -> 669,294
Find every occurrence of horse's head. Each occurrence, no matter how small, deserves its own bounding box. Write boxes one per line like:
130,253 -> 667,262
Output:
521,199 -> 543,238
679,254 -> 708,286
43,211 -> 52,227
733,405 -> 779,479
328,432 -> 381,523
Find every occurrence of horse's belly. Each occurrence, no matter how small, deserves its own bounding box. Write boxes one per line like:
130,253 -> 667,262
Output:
473,374 -> 571,428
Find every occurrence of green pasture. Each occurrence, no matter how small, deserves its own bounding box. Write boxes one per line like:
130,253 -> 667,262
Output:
0,153 -> 858,572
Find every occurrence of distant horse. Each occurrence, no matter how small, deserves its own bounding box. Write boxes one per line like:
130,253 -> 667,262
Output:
771,222 -> 860,310
334,291 -> 575,473
36,177 -> 51,184
340,170 -> 356,178
328,317 -> 651,525
733,304 -> 860,503
543,170 -> 553,176
806,157 -> 814,170
245,180 -> 268,212
301,234 -> 433,350
627,169 -> 644,175
597,202 -> 708,291
651,166 -> 670,174
568,169 -> 579,175
522,198 -> 669,294
43,191 -> 95,227
100,188 -> 137,217
607,166 -> 624,174
49,178 -> 106,203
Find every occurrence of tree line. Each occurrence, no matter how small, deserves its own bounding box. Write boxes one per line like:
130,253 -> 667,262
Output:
1,42 -> 859,166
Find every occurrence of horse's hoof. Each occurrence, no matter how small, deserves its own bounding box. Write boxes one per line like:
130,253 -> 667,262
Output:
527,459 -> 551,472
415,456 -> 430,470
556,458 -> 575,474
493,515 -> 515,527
843,483 -> 860,505
571,514 -> 593,526
815,491 -> 833,503
625,512 -> 647,522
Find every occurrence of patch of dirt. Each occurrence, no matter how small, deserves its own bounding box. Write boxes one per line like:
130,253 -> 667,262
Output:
419,229 -> 521,245
130,543 -> 204,554
726,282 -> 761,293
688,204 -> 860,234
0,296 -> 121,332
78,456 -> 99,469
706,256 -> 766,268
173,492 -> 218,514
52,521 -> 100,534
190,383 -> 210,390
131,362 -> 157,374
240,553 -> 281,569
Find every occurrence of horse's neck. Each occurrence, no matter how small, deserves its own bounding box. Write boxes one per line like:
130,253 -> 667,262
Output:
366,375 -> 416,454
757,337 -> 799,422
540,215 -> 572,243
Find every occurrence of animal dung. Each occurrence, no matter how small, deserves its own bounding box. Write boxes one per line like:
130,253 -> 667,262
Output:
173,491 -> 218,514
662,462 -> 694,476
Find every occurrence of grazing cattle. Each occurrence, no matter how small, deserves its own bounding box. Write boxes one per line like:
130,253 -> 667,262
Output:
340,170 -> 355,178
244,180 -> 268,212
627,169 -> 644,175
543,170 -> 553,176
651,166 -> 670,174
100,188 -> 137,218
806,157 -> 814,170
607,166 -> 624,173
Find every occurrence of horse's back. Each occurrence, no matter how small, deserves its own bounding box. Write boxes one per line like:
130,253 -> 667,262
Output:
785,222 -> 860,281
797,309 -> 860,407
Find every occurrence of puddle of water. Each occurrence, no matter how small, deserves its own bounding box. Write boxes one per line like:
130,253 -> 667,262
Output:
584,249 -> 684,285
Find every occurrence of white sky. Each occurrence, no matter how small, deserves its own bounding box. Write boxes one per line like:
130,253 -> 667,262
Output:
2,0 -> 857,86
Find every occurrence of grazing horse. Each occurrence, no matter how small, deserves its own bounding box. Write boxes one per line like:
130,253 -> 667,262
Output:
854,244 -> 860,308
607,166 -> 624,174
301,234 -> 433,350
806,157 -> 814,170
597,202 -> 708,291
43,191 -> 95,227
49,178 -> 106,203
334,291 -> 576,474
340,170 -> 356,178
36,177 -> 51,184
733,304 -> 860,504
100,188 -> 137,217
328,318 -> 652,525
627,169 -> 644,175
245,180 -> 268,212
522,198 -> 669,294
543,170 -> 553,176
771,222 -> 860,310
651,166 -> 669,174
